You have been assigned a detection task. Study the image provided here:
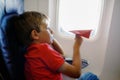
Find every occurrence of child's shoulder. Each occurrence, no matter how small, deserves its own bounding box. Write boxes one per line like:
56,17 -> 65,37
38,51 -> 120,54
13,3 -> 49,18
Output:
26,43 -> 51,55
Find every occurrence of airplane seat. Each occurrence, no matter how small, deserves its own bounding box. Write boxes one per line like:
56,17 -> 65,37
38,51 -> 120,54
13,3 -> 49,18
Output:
0,0 -> 26,80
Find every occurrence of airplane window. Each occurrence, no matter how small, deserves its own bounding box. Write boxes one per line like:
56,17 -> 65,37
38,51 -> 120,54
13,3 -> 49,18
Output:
57,0 -> 104,38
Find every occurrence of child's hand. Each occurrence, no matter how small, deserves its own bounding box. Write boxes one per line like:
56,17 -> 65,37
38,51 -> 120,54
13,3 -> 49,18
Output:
74,34 -> 83,49
48,27 -> 54,34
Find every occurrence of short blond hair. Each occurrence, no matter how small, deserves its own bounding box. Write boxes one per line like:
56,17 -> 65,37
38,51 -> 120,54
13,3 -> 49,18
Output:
14,11 -> 48,46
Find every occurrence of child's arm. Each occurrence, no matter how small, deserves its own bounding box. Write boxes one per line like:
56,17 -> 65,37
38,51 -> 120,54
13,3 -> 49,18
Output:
48,28 -> 65,56
51,38 -> 65,57
58,35 -> 83,78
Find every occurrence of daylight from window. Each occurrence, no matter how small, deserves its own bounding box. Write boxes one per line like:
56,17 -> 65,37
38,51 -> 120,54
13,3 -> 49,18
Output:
58,0 -> 103,37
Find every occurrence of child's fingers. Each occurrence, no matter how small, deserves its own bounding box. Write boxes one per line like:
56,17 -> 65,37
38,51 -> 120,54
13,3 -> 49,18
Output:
48,27 -> 54,34
75,34 -> 83,40
75,34 -> 80,38
74,34 -> 83,46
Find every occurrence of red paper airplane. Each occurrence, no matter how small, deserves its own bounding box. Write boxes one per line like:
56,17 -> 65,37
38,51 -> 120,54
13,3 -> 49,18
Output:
70,30 -> 92,38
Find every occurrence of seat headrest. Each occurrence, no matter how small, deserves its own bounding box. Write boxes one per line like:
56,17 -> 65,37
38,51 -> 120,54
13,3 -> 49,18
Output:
0,0 -> 24,24
0,0 -> 5,24
5,0 -> 24,14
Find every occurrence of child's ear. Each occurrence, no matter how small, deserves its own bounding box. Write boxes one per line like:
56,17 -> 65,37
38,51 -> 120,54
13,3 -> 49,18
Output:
31,30 -> 39,40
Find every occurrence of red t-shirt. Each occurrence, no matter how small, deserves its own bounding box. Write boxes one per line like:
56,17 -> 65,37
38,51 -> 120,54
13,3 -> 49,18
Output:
24,43 -> 65,80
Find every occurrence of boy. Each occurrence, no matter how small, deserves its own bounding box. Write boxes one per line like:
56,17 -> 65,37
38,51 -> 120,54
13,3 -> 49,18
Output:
13,11 -> 83,80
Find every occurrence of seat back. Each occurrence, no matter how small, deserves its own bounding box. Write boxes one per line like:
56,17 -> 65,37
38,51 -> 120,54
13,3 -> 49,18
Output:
0,0 -> 25,80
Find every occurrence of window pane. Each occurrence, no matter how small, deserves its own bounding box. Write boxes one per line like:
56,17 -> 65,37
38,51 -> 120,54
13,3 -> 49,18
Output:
58,0 -> 104,37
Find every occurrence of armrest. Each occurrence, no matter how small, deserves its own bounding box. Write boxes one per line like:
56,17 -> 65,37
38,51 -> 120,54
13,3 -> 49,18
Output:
65,58 -> 89,69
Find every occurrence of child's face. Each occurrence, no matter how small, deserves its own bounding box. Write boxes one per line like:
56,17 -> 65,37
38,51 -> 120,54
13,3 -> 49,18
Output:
37,23 -> 53,44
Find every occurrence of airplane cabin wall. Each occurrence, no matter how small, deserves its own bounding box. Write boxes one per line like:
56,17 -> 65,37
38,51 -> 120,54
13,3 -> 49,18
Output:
24,0 -> 120,80
100,0 -> 120,79
24,0 -> 49,15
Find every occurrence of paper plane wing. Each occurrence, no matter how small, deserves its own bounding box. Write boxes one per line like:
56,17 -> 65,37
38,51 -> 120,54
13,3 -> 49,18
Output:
70,30 -> 92,38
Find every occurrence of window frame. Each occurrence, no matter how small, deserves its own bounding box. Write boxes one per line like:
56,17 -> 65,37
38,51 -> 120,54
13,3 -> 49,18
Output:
56,0 -> 105,39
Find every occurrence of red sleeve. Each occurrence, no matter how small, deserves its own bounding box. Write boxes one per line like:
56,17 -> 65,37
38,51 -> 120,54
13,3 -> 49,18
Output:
39,44 -> 65,72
